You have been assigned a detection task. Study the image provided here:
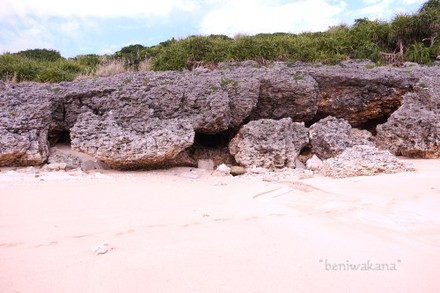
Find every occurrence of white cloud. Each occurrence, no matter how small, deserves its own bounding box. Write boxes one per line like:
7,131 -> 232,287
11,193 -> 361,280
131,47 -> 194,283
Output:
0,17 -> 56,53
354,0 -> 425,21
1,0 -> 197,18
357,0 -> 393,19
199,0 -> 347,36
402,0 -> 425,5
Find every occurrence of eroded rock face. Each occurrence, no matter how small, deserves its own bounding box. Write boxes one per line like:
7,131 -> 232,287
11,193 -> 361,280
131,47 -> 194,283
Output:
0,84 -> 53,166
309,116 -> 353,159
70,112 -> 195,169
63,68 -> 261,134
1,62 -> 438,170
321,145 -> 414,178
229,118 -> 309,168
0,129 -> 30,165
309,116 -> 375,160
250,68 -> 319,122
376,76 -> 440,158
310,66 -> 417,126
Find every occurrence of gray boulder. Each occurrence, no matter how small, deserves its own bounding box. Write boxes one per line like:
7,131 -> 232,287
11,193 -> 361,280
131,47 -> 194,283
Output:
376,77 -> 440,158
309,116 -> 355,159
229,118 -> 309,168
0,84 -> 53,166
70,112 -> 195,169
80,160 -> 109,172
0,129 -> 31,165
47,149 -> 82,170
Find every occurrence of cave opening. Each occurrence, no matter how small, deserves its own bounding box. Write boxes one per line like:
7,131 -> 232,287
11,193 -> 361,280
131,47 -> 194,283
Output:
305,114 -> 327,128
193,130 -> 236,149
192,129 -> 238,166
358,116 -> 390,135
49,129 -> 71,146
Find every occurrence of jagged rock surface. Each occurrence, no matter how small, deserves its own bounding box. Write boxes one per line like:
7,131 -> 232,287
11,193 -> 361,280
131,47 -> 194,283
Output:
62,68 -> 261,134
376,76 -> 440,158
1,62 -> 439,170
0,84 -> 54,166
309,116 -> 354,159
310,66 -> 417,126
321,145 -> 414,178
309,116 -> 372,160
229,118 -> 309,168
47,149 -> 82,170
250,68 -> 319,122
71,112 -> 195,169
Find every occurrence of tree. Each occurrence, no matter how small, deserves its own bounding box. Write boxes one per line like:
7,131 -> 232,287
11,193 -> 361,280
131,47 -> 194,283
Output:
390,14 -> 415,54
419,0 -> 440,12
414,8 -> 440,46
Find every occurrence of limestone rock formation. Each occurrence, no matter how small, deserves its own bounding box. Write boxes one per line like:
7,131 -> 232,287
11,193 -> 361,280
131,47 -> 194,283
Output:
309,116 -> 354,159
351,128 -> 374,146
1,62 -> 439,171
47,149 -> 82,170
376,76 -> 440,158
62,69 -> 261,134
70,112 -> 195,169
0,84 -> 53,166
321,145 -> 414,178
250,68 -> 319,122
310,66 -> 417,126
229,118 -> 309,168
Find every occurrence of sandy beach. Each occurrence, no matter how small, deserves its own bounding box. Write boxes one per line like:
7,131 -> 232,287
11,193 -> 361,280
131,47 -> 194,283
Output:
1,160 -> 439,293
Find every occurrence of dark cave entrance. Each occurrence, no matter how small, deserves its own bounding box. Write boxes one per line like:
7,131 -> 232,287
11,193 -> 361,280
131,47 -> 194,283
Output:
49,129 -> 71,146
59,130 -> 71,144
193,130 -> 236,149
192,129 -> 238,166
358,116 -> 390,135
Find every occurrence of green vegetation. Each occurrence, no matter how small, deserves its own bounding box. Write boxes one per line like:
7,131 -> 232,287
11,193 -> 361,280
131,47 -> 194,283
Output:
1,0 -> 439,83
220,77 -> 238,88
0,51 -> 84,82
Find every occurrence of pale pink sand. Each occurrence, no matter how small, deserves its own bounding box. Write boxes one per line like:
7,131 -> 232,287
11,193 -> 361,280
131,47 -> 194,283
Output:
0,160 -> 439,293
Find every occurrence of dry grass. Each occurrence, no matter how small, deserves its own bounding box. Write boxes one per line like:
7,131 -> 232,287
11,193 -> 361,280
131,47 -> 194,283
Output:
3,72 -> 18,83
75,58 -> 152,80
94,59 -> 127,77
138,59 -> 151,71
75,59 -> 129,80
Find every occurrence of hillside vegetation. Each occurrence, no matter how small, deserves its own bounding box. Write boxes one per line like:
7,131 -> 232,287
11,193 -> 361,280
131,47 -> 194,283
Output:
1,0 -> 439,82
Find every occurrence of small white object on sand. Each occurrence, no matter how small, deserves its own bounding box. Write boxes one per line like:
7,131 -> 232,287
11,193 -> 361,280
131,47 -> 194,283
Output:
216,163 -> 231,174
94,243 -> 113,255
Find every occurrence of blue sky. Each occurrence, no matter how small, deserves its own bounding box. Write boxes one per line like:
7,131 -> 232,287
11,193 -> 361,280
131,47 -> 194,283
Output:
0,0 -> 427,57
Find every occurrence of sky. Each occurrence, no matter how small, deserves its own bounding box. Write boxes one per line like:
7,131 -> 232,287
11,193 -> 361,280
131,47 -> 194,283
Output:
0,0 -> 427,57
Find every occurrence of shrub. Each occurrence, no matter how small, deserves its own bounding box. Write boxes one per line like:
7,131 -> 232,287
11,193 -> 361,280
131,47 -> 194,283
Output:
405,42 -> 433,63
72,54 -> 101,69
114,44 -> 147,70
0,54 -> 40,82
16,49 -> 63,62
